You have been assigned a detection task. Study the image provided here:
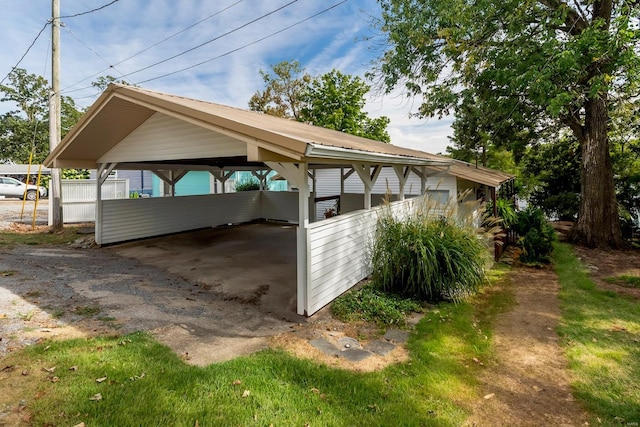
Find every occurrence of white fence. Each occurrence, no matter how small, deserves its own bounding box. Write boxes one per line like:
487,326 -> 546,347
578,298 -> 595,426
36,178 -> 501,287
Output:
62,179 -> 129,223
305,196 -> 419,315
98,191 -> 298,245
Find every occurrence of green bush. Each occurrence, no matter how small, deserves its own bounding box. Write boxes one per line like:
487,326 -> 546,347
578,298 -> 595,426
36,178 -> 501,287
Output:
331,283 -> 422,326
234,178 -> 261,191
513,207 -> 556,263
371,203 -> 489,303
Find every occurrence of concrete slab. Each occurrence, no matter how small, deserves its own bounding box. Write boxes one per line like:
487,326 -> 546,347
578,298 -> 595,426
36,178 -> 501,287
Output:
337,336 -> 361,350
341,348 -> 373,362
364,340 -> 396,356
309,338 -> 340,356
112,222 -> 300,321
383,329 -> 410,344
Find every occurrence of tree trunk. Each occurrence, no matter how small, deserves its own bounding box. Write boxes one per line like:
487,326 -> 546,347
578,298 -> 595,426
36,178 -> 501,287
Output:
572,96 -> 624,248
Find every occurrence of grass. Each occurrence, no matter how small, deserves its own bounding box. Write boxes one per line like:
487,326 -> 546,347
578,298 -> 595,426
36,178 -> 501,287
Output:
604,275 -> 640,288
554,243 -> 640,426
0,264 -> 514,426
0,226 -> 85,246
74,305 -> 101,317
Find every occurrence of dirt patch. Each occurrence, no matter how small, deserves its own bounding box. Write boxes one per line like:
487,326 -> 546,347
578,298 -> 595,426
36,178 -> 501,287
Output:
573,246 -> 640,300
270,307 -> 414,372
465,266 -> 590,426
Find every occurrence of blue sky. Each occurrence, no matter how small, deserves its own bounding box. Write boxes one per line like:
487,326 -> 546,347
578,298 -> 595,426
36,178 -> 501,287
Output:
0,0 -> 453,154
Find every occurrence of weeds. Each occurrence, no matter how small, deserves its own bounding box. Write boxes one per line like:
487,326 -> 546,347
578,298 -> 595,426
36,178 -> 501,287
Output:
331,282 -> 423,326
74,305 -> 101,317
604,275 -> 640,288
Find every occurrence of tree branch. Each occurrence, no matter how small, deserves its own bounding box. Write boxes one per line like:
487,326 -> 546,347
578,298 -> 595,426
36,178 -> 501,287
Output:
562,112 -> 585,142
537,0 -> 588,34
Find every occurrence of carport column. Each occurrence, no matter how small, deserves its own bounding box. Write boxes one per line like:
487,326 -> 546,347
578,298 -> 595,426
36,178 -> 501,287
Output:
210,169 -> 234,194
392,165 -> 411,201
264,161 -> 310,316
95,162 -> 117,245
352,164 -> 381,210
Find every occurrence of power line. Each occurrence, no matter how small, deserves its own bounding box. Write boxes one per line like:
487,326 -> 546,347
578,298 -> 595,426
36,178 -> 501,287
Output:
62,25 -> 128,83
59,0 -> 120,19
135,0 -> 350,85
0,22 -> 49,86
118,0 -> 299,79
62,0 -> 299,95
62,0 -> 243,92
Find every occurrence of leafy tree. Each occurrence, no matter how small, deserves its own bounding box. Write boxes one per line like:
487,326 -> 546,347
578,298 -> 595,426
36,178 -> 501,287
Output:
0,68 -> 81,163
91,75 -> 134,92
249,61 -> 390,142
374,0 -> 640,248
248,61 -> 311,120
301,70 -> 390,142
522,136 -> 581,221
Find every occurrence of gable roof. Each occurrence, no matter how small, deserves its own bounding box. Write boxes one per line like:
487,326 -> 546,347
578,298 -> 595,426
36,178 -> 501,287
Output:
45,84 -> 450,169
45,84 -> 514,187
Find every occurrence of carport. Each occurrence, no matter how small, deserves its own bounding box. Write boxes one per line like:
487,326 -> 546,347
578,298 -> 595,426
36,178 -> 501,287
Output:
45,84 -> 452,316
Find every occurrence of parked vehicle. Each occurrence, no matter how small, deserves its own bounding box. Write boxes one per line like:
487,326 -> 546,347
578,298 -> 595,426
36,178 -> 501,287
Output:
0,176 -> 48,200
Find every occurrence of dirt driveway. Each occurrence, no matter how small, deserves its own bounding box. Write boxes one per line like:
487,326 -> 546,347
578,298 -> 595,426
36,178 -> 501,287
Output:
0,198 -> 306,365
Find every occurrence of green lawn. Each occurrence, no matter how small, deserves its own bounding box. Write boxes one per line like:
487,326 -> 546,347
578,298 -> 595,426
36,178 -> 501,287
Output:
0,267 -> 513,426
554,243 -> 640,426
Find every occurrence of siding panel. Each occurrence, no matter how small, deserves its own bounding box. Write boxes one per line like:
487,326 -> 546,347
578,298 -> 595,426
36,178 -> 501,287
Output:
99,192 -> 260,244
306,197 -> 421,315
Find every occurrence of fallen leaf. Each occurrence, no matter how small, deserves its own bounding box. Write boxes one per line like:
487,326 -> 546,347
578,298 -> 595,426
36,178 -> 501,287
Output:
72,423 -> 86,427
241,390 -> 250,398
483,393 -> 495,399
96,376 -> 107,383
89,393 -> 102,401
194,420 -> 199,427
1,365 -> 15,372
44,346 -> 50,351
232,379 -> 242,385
51,376 -> 60,383
42,366 -> 56,373
310,388 -> 320,394
69,366 -> 78,371
22,370 -> 29,376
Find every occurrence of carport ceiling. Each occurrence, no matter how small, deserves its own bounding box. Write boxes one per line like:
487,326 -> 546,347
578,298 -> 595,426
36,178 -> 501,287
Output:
45,84 -> 452,170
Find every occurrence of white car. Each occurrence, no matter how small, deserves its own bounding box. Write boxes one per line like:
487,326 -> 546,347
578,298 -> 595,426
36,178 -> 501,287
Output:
0,176 -> 48,201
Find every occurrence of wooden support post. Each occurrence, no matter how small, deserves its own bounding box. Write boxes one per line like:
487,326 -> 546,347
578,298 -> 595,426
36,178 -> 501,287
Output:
265,161 -> 310,316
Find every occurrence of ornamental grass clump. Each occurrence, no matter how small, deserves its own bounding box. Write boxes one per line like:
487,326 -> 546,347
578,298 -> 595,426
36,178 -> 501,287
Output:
371,193 -> 494,303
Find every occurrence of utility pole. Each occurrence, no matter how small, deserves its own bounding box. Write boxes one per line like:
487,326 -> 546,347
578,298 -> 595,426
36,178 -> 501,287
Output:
49,0 -> 63,229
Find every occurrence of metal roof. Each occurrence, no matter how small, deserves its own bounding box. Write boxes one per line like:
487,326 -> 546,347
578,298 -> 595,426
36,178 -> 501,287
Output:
431,160 -> 515,188
44,84 -> 513,187
45,84 -> 451,169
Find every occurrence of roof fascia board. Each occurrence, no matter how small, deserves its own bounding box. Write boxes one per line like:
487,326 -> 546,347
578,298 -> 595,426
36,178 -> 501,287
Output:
114,92 -> 303,161
44,91 -> 120,167
304,143 -> 452,167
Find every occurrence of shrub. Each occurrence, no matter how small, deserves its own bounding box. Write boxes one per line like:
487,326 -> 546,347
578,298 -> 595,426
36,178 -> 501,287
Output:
371,196 -> 491,303
512,207 -> 556,263
235,178 -> 261,191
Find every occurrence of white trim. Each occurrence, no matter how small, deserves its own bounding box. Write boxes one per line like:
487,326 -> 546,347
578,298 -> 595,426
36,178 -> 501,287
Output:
305,143 -> 452,166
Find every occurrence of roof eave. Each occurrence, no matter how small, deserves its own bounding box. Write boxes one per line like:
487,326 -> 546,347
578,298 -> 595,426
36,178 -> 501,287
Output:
304,143 -> 452,167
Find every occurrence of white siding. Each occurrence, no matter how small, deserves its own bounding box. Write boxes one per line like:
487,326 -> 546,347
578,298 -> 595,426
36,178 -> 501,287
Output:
62,179 -> 129,223
261,191 -> 298,223
98,192 -> 260,244
99,113 -> 246,163
312,167 -> 458,218
305,197 -> 420,315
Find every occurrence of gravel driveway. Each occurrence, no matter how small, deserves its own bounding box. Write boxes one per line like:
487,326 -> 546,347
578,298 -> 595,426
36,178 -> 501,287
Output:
0,199 -> 301,366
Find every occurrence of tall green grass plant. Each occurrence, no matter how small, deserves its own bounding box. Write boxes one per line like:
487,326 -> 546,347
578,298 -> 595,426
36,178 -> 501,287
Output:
371,192 -> 497,302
